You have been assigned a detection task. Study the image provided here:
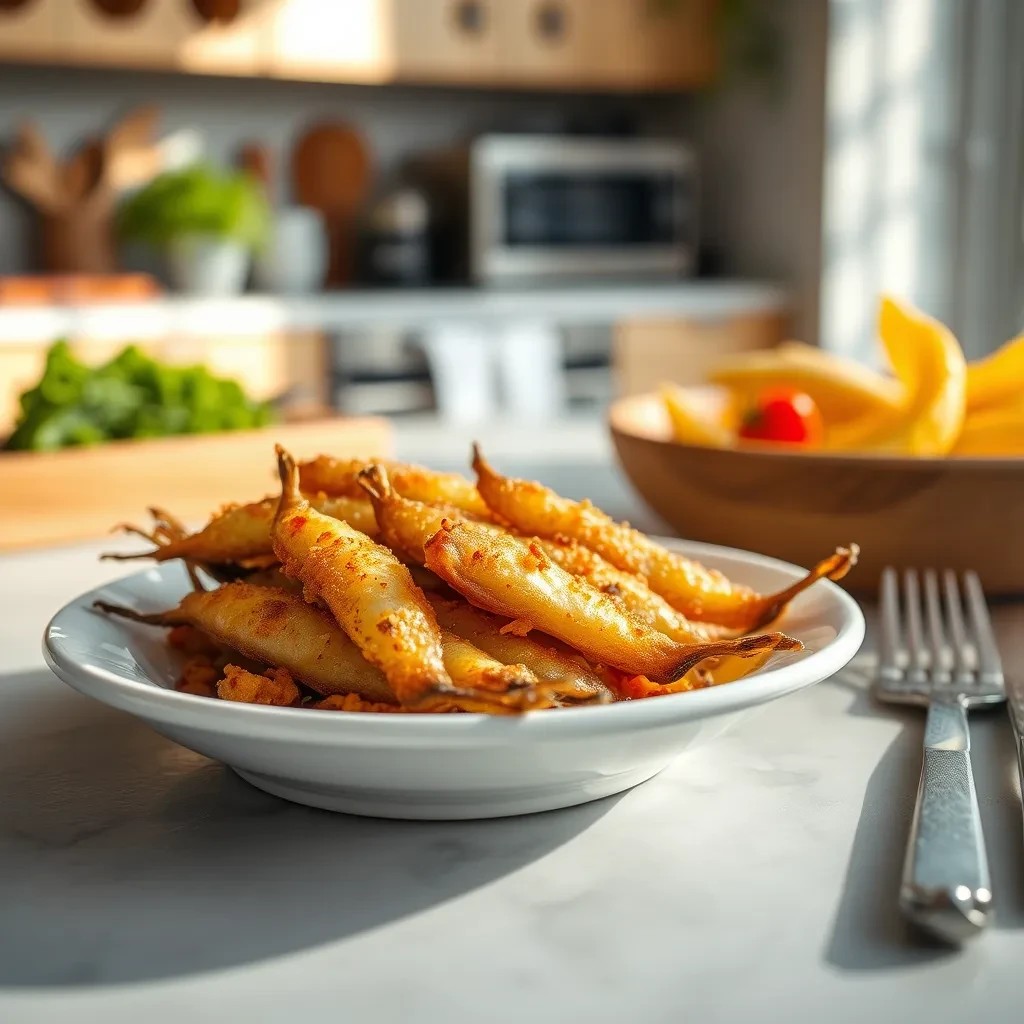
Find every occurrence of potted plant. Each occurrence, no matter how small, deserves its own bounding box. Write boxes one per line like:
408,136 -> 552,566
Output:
116,164 -> 269,295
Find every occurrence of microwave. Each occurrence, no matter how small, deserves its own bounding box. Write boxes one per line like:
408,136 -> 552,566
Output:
409,135 -> 698,285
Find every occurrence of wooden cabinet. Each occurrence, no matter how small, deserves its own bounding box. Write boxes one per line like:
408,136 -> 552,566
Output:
0,0 -> 719,92
65,0 -> 198,68
591,0 -> 718,90
177,0 -> 273,76
489,0 -> 591,88
64,0 -> 266,74
389,0 -> 501,86
390,0 -> 719,91
0,0 -> 63,61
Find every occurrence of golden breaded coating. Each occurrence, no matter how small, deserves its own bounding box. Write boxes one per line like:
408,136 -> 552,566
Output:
217,664 -> 301,706
424,521 -> 802,683
430,596 -> 612,704
107,494 -> 378,567
473,445 -> 856,629
96,581 -> 397,704
273,448 -> 549,713
300,455 -> 489,515
272,450 -> 453,707
176,656 -> 220,698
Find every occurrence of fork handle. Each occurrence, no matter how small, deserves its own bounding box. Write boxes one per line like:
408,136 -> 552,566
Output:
900,698 -> 993,944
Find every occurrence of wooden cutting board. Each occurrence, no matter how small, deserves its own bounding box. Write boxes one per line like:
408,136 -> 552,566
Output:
291,122 -> 370,286
0,273 -> 161,304
0,416 -> 392,550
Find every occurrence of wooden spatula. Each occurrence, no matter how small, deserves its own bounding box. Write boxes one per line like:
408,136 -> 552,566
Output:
291,122 -> 370,286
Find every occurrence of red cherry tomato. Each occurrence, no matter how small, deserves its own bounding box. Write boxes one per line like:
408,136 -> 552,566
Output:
738,389 -> 824,446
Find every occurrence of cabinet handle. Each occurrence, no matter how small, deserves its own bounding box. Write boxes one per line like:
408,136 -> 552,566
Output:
90,0 -> 148,17
535,0 -> 568,44
452,0 -> 487,38
190,0 -> 240,25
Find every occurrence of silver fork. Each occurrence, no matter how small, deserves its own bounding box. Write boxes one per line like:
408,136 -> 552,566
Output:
875,567 -> 1005,944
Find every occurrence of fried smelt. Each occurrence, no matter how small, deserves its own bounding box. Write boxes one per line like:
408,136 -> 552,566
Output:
218,664 -> 301,707
472,445 -> 857,629
359,464 -> 452,562
236,565 -> 302,592
424,521 -> 801,683
300,455 -> 489,515
361,464 -> 714,650
95,582 -> 396,704
105,493 -> 378,567
440,631 -> 549,703
430,597 -> 613,704
273,447 -> 546,712
535,538 -> 720,645
272,449 -> 452,707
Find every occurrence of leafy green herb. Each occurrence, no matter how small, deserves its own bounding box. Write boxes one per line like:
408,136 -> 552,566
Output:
116,164 -> 270,251
6,340 -> 275,452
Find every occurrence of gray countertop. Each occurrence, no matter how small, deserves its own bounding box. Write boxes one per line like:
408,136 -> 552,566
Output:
2,455 -> 1023,1023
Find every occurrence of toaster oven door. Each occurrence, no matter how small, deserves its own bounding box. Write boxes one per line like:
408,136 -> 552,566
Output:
471,137 -> 696,284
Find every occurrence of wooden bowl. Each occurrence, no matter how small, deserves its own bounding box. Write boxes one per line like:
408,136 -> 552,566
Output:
609,392 -> 1024,595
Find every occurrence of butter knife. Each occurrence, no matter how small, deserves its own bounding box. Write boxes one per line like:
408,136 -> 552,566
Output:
1008,671 -> 1024,812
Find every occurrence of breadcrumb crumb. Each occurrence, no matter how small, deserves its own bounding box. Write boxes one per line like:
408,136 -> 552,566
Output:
217,664 -> 301,706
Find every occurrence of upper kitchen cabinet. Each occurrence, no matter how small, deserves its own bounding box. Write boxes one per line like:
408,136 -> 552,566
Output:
178,1 -> 274,76
0,0 -> 719,92
487,0 -> 592,88
388,0 -> 719,91
63,0 -> 267,75
388,0 -> 501,86
589,0 -> 719,90
0,0 -> 64,61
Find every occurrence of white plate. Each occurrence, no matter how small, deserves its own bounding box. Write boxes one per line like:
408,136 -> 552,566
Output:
43,540 -> 864,820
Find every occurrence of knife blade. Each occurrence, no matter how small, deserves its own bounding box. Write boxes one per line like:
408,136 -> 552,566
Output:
1007,671 -> 1024,799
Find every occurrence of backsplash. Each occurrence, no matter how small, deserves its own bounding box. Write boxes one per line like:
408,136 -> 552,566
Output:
0,63 -> 684,274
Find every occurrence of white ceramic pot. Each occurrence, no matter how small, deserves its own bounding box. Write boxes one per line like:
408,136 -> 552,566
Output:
252,207 -> 327,294
166,234 -> 250,296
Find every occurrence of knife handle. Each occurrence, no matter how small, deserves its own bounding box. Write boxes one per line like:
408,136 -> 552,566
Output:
899,699 -> 992,944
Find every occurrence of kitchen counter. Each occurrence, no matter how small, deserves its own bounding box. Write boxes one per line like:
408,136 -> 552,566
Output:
0,281 -> 786,345
2,455 -> 1023,1024
0,279 -> 788,424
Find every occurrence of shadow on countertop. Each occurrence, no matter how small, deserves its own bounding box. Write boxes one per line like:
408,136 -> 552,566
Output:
823,661 -> 1024,972
0,669 -> 621,988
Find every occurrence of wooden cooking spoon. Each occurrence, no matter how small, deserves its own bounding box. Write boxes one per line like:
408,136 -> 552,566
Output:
291,122 -> 370,286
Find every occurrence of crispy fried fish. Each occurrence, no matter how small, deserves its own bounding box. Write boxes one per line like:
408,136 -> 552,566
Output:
272,447 -> 547,711
424,520 -> 802,683
472,445 -> 856,629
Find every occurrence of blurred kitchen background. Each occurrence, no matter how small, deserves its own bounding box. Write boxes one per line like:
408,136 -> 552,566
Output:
0,0 -> 1020,451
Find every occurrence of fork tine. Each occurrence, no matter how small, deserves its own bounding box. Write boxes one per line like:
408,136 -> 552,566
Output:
942,570 -> 970,678
922,570 -> 951,683
963,572 -> 1004,684
878,567 -> 902,678
903,569 -> 928,683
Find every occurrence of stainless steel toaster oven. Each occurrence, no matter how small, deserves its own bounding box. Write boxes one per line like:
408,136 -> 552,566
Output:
409,134 -> 698,285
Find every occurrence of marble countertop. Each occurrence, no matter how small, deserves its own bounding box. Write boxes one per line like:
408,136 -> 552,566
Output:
2,457 -> 1023,1024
